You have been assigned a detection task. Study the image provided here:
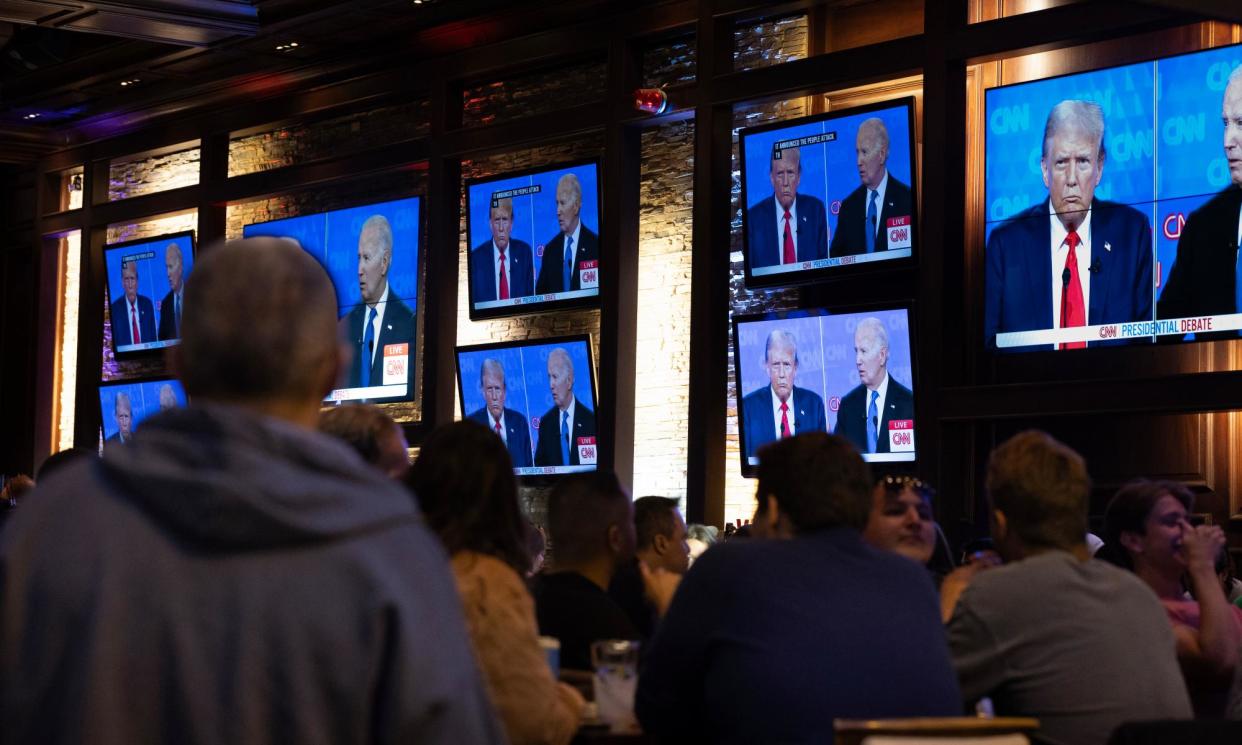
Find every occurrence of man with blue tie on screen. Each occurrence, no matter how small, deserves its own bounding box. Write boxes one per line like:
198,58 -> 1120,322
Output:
534,348 -> 596,468
740,329 -> 827,462
467,358 -> 533,468
836,318 -> 914,455
1157,65 -> 1242,340
983,100 -> 1153,351
535,174 -> 598,294
157,242 -> 185,341
830,118 -> 915,257
470,198 -> 534,304
111,260 -> 157,349
746,146 -> 829,269
338,214 -> 416,395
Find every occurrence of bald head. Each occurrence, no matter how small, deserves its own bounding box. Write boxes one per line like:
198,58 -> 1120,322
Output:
176,237 -> 340,410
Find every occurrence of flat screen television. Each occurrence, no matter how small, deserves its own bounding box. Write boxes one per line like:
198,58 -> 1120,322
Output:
984,42 -> 1242,351
243,196 -> 422,404
732,304 -> 916,475
99,377 -> 188,444
456,335 -> 599,476
104,231 -> 196,357
739,97 -> 917,287
464,159 -> 602,320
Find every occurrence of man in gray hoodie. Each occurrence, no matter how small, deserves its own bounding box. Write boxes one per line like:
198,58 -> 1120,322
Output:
0,237 -> 504,745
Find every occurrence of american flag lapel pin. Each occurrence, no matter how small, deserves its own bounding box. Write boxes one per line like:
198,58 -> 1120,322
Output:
1104,241 -> 1112,252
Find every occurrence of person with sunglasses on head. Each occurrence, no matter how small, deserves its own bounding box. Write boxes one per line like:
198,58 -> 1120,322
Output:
863,475 -> 955,588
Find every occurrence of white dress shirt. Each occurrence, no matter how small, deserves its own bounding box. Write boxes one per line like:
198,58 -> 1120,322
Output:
774,199 -> 798,263
768,387 -> 796,437
1049,203 -> 1092,329
492,240 -> 513,297
868,372 -> 891,441
565,221 -> 583,271
490,410 -> 507,443
365,284 -> 389,368
127,299 -> 143,343
869,170 -> 890,239
1235,201 -> 1241,246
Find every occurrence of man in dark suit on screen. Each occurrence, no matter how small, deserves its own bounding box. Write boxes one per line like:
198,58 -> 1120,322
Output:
982,100 -> 1153,351
746,146 -> 829,269
111,260 -> 157,349
1156,65 -> 1242,340
836,317 -> 913,455
740,329 -> 827,463
470,197 -> 534,304
106,392 -> 134,445
534,347 -> 596,468
830,117 -> 914,257
535,173 -> 599,294
157,242 -> 185,342
466,358 -> 533,468
338,214 -> 416,399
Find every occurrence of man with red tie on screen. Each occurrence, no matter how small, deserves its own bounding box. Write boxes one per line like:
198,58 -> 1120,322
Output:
111,259 -> 157,349
470,197 -> 534,305
745,146 -> 829,269
535,173 -> 598,295
983,100 -> 1153,352
466,358 -> 533,468
740,329 -> 827,463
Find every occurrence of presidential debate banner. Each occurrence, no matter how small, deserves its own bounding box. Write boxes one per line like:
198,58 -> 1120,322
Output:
984,44 -> 1242,351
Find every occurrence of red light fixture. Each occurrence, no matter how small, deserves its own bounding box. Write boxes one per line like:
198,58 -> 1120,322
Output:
633,87 -> 669,115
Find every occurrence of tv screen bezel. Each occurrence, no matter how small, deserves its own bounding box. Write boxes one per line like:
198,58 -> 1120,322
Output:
454,333 -> 600,479
738,96 -> 919,290
103,230 -> 197,360
464,157 -> 604,321
731,299 -> 919,478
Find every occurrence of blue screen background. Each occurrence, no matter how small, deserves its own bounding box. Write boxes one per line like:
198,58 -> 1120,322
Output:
104,234 -> 195,334
99,379 -> 187,439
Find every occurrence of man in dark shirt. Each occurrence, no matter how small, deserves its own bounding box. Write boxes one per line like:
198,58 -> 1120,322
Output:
636,433 -> 960,744
609,496 -> 690,639
531,471 -> 638,670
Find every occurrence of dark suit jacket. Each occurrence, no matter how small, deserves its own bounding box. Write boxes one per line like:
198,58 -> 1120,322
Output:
745,194 -> 829,269
1156,185 -> 1242,341
111,294 -> 157,348
983,199 -> 1153,351
533,398 -> 596,467
467,406 -> 533,468
835,376 -> 914,455
830,175 -> 914,257
469,239 -> 534,303
338,292 -> 417,401
535,225 -> 599,294
157,289 -> 183,342
740,385 -> 827,462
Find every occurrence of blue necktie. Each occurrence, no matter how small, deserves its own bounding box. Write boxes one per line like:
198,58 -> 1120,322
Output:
866,390 -> 879,453
563,235 -> 574,291
360,306 -> 377,387
560,410 -> 571,465
865,190 -> 878,254
1235,246 -> 1242,334
174,294 -> 181,336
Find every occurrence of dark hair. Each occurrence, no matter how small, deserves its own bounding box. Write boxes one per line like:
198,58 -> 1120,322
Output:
755,432 -> 872,533
34,448 -> 94,482
1100,479 -> 1194,571
318,404 -> 397,466
634,496 -> 680,551
546,471 -> 629,565
405,420 -> 529,574
986,430 -> 1090,551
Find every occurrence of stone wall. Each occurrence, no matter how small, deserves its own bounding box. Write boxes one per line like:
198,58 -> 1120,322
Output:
463,61 -> 608,128
108,147 -> 200,202
734,14 -> 809,72
643,35 -> 696,88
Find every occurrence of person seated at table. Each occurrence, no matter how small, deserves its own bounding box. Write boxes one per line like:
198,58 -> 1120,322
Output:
862,475 -> 955,587
1100,479 -> 1242,718
530,471 -> 638,671
636,432 -> 961,744
609,496 -> 691,639
407,420 -> 585,745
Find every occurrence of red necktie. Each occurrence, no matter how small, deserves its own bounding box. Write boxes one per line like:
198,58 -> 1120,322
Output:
494,417 -> 502,437
130,301 -> 141,344
779,401 -> 791,438
1060,230 -> 1086,350
783,210 -> 795,264
498,248 -> 509,300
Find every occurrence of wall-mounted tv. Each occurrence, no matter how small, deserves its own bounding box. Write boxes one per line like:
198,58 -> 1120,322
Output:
465,159 -> 602,320
456,335 -> 599,477
732,304 -> 916,475
984,43 -> 1242,351
99,377 -> 188,445
739,98 -> 917,287
243,196 -> 422,405
104,231 -> 196,357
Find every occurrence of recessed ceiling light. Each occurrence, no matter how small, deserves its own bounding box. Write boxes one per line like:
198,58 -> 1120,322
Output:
23,113 -> 39,120
119,78 -> 140,87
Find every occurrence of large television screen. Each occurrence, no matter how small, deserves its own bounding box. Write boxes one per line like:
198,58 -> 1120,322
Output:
99,377 -> 188,445
465,159 -> 602,320
104,231 -> 196,356
984,43 -> 1242,351
732,305 -> 916,475
456,335 -> 599,476
739,98 -> 917,287
243,197 -> 422,404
